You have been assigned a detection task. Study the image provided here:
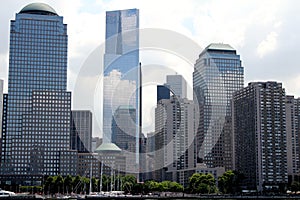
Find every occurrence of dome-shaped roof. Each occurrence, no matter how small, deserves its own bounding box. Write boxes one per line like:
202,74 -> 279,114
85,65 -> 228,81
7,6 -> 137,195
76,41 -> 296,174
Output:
19,3 -> 57,16
95,143 -> 122,153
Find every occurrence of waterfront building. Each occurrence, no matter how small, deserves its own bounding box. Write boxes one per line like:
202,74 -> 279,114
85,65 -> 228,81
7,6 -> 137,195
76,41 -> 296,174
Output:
102,8 -> 140,177
285,96 -> 300,182
0,3 -> 76,184
193,43 -> 244,170
71,110 -> 93,153
233,82 -> 288,191
154,76 -> 196,187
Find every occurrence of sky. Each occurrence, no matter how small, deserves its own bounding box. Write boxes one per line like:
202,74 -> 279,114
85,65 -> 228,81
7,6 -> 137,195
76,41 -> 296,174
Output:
0,0 -> 300,137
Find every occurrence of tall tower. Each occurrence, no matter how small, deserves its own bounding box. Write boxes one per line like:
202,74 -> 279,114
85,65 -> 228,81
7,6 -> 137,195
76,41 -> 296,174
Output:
193,43 -> 244,170
0,79 -> 3,138
166,75 -> 187,99
71,110 -> 93,152
103,9 -> 140,174
1,3 -> 76,183
232,82 -> 288,191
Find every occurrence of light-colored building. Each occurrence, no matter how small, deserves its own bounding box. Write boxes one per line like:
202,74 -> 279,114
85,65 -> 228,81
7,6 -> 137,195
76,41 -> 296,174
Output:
166,75 -> 187,99
154,95 -> 196,187
285,96 -> 300,182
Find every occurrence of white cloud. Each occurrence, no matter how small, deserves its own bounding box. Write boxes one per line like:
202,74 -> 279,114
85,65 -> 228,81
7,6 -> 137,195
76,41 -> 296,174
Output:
257,32 -> 278,58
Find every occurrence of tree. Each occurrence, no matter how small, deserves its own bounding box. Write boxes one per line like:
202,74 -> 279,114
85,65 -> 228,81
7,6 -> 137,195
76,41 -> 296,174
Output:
291,181 -> 300,193
189,173 -> 216,194
122,175 -> 137,194
218,170 -> 244,194
64,175 -> 73,194
45,176 -> 54,195
54,175 -> 64,194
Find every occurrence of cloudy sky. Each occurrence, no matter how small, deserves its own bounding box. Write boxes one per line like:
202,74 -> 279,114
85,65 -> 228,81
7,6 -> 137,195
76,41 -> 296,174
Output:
0,0 -> 299,137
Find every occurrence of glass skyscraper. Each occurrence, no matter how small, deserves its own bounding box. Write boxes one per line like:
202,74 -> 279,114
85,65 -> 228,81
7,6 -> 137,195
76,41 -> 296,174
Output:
1,3 -> 76,183
193,43 -> 244,170
103,9 -> 140,173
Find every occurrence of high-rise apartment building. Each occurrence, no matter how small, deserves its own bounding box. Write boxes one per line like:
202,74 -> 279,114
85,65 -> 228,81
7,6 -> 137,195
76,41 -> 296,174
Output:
0,80 -> 3,137
193,43 -> 244,170
103,9 -> 140,175
71,110 -> 93,153
166,75 -> 187,99
154,76 -> 196,186
285,96 -> 300,182
1,3 -> 76,184
232,82 -> 288,191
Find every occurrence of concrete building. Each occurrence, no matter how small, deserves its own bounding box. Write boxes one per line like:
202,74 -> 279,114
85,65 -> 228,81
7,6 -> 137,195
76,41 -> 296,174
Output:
154,95 -> 196,187
0,80 -> 3,138
285,96 -> 300,182
71,110 -> 93,152
232,82 -> 288,191
193,43 -> 244,170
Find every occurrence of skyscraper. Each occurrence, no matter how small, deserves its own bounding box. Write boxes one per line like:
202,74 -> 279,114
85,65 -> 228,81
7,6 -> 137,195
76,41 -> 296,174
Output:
166,75 -> 187,99
193,43 -> 244,170
0,79 -> 3,137
1,3 -> 76,183
112,105 -> 136,173
232,82 -> 288,191
103,9 -> 140,173
285,96 -> 300,182
71,110 -> 93,153
154,76 -> 196,187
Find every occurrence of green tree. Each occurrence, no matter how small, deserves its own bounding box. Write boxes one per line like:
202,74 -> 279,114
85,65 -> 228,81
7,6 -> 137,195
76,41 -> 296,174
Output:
64,175 -> 73,194
189,173 -> 216,194
45,176 -> 54,195
122,175 -> 137,194
54,175 -> 64,194
218,170 -> 244,194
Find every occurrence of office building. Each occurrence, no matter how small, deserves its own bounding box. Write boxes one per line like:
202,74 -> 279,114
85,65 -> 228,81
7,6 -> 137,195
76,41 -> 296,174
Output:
112,105 -> 136,174
71,110 -> 93,152
166,75 -> 187,99
103,9 -> 140,176
285,96 -> 300,182
0,80 -> 3,138
232,82 -> 288,191
0,3 -> 76,184
157,85 -> 170,103
92,137 -> 102,152
154,94 -> 196,186
193,43 -> 244,170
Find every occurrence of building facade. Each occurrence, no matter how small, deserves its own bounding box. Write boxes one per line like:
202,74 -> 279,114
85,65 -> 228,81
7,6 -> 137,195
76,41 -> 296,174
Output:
0,80 -> 3,138
193,43 -> 244,170
154,95 -> 196,186
232,82 -> 288,191
285,96 -> 300,182
1,3 -> 76,184
71,110 -> 93,153
166,75 -> 187,99
112,105 -> 136,174
102,8 -> 140,176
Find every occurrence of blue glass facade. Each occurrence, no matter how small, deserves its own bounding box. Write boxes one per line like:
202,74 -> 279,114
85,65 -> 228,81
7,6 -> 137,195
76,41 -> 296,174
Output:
103,9 -> 139,143
103,8 -> 140,175
193,43 -> 244,169
1,4 -> 76,179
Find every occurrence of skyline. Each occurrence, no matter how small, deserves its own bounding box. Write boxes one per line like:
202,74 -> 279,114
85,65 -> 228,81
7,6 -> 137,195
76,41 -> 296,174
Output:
0,0 -> 299,137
